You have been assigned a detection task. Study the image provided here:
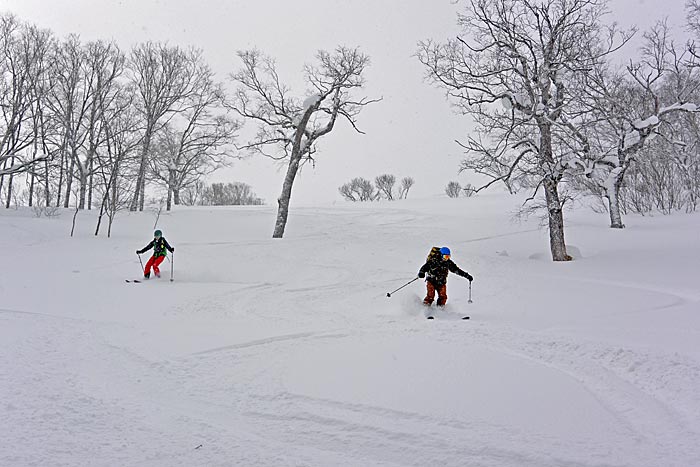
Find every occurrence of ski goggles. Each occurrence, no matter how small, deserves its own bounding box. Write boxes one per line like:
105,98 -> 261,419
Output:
442,254 -> 451,260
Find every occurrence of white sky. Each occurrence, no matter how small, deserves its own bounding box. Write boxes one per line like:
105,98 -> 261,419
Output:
0,0 -> 688,204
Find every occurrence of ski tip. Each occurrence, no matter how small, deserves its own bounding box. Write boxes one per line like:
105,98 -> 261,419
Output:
462,316 -> 470,320
427,316 -> 435,319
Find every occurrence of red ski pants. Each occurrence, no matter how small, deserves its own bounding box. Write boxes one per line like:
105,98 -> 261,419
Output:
145,255 -> 166,275
424,282 -> 448,306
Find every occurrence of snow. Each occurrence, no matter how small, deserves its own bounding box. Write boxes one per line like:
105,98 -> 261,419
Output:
302,93 -> 321,111
632,115 -> 659,130
623,130 -> 642,150
2,194 -> 700,467
501,96 -> 513,109
660,102 -> 699,114
514,92 -> 530,108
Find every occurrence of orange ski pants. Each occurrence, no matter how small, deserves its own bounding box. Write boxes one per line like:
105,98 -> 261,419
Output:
424,282 -> 448,306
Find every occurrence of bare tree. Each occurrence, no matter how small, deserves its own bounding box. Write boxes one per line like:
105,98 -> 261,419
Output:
398,176 -> 414,199
445,181 -> 461,198
148,69 -> 238,211
44,34 -> 97,209
82,40 -> 125,210
418,0 -> 631,261
180,179 -> 205,206
375,174 -> 396,200
230,47 -> 378,237
93,83 -> 140,237
572,21 -> 699,228
200,182 -> 263,206
128,42 -> 210,211
339,177 -> 375,202
0,16 -> 53,207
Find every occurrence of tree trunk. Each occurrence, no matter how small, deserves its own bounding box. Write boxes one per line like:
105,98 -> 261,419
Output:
64,150 -> 76,208
29,171 -> 35,207
131,130 -> 152,212
173,188 -> 180,205
78,171 -> 87,210
70,203 -> 79,237
0,160 -> 6,205
112,159 -> 119,215
273,155 -> 302,238
56,150 -> 64,207
543,176 -> 570,261
5,157 -> 14,208
166,169 -> 174,211
44,158 -> 50,207
539,122 -> 570,262
604,167 -> 626,229
272,104 -> 316,238
29,136 -> 39,207
95,194 -> 106,236
88,157 -> 94,210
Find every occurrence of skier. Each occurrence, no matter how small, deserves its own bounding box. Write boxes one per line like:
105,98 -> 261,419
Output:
418,246 -> 473,306
136,229 -> 174,279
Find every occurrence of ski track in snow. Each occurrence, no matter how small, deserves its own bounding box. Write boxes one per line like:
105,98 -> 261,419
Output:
2,200 -> 699,466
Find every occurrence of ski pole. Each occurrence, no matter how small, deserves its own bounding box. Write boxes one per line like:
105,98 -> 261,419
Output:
137,252 -> 144,274
170,251 -> 174,282
468,280 -> 473,304
387,277 -> 420,297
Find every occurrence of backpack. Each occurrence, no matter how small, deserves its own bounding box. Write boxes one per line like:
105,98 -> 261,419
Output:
427,246 -> 442,262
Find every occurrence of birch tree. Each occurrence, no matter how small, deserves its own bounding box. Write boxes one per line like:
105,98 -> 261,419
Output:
45,35 -> 95,209
418,0 -> 630,261
128,42 -> 209,211
0,16 -> 53,207
148,70 -> 237,211
573,21 -> 699,227
230,47 -> 378,238
94,88 -> 140,237
81,40 -> 125,210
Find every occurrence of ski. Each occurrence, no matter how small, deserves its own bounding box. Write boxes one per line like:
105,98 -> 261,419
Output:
426,315 -> 470,320
125,279 -> 142,283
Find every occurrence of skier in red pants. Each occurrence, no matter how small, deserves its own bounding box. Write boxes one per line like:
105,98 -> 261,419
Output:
137,230 -> 174,279
418,246 -> 472,306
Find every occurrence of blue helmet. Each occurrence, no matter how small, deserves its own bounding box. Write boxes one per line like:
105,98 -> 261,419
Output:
440,247 -> 451,256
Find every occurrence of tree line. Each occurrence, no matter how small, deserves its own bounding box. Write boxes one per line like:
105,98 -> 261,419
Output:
0,13 -> 377,238
339,174 -> 414,201
0,14 -> 237,235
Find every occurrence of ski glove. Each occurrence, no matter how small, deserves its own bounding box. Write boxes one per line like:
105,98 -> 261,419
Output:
418,272 -> 425,279
465,273 -> 473,282
170,247 -> 175,253
136,249 -> 142,254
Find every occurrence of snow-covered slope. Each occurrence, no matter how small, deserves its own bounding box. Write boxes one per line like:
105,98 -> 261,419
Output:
1,194 -> 699,467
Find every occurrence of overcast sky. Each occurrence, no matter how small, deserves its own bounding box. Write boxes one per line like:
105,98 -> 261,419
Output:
0,0 -> 689,204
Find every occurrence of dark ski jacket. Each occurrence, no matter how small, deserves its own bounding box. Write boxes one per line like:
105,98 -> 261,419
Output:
419,257 -> 471,286
138,237 -> 173,258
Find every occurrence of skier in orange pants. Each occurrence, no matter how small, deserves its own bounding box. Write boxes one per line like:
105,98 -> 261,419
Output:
418,247 -> 472,306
